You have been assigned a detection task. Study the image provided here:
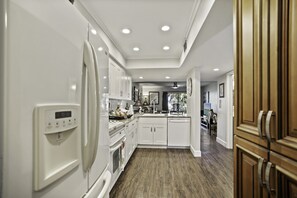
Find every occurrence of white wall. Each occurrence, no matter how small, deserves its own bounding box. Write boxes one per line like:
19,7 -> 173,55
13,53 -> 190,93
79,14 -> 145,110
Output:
187,68 -> 201,157
216,71 -> 233,148
201,82 -> 218,113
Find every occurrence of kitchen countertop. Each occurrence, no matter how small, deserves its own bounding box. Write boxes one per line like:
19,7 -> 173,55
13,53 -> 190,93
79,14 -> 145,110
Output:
109,113 -> 191,132
109,116 -> 137,132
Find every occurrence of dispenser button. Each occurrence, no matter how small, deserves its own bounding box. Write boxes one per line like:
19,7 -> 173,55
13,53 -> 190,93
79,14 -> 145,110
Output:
55,121 -> 60,128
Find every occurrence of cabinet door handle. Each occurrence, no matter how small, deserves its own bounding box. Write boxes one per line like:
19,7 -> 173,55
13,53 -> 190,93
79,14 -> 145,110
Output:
257,110 -> 264,138
154,127 -> 156,132
150,127 -> 152,132
265,111 -> 274,143
257,158 -> 264,195
265,162 -> 275,195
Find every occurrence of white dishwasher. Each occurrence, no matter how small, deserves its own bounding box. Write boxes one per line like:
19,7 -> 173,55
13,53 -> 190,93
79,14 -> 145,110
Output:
167,118 -> 190,147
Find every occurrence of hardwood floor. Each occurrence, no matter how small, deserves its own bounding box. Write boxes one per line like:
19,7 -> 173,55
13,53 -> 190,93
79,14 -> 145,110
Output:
110,128 -> 233,198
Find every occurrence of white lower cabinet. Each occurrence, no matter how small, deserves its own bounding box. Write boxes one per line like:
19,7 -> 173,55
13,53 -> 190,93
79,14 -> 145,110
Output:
138,118 -> 167,146
125,119 -> 138,164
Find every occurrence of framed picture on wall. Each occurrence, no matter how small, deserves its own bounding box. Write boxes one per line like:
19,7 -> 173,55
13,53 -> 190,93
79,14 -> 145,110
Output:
149,91 -> 159,105
219,83 -> 224,98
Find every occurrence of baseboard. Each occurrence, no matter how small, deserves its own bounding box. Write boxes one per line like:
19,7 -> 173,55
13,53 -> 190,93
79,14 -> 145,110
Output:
190,145 -> 201,157
216,137 -> 227,148
137,145 -> 167,149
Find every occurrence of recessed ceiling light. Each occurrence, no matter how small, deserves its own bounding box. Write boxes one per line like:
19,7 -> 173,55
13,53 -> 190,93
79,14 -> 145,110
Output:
163,46 -> 170,51
103,76 -> 107,79
165,76 -> 170,79
122,28 -> 131,34
213,68 -> 220,71
139,76 -> 144,79
91,29 -> 97,35
133,47 -> 140,51
161,25 -> 170,31
98,47 -> 103,51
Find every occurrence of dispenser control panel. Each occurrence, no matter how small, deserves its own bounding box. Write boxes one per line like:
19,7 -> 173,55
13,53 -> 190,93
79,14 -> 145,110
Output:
35,104 -> 79,134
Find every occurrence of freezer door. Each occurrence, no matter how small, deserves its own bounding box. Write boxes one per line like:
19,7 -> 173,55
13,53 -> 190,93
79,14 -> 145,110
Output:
2,0 -> 89,197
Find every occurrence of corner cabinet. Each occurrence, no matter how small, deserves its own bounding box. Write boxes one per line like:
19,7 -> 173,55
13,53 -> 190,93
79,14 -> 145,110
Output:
234,0 -> 297,197
138,117 -> 167,146
109,58 -> 132,100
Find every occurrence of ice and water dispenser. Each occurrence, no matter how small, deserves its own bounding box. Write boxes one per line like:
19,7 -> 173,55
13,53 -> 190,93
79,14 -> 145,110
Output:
33,104 -> 80,191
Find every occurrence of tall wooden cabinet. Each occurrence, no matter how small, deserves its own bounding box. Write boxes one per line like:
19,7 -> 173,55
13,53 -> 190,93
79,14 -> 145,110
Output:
234,0 -> 297,197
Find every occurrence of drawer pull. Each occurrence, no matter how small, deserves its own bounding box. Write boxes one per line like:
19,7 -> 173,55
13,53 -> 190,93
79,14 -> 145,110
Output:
265,162 -> 275,195
265,111 -> 273,143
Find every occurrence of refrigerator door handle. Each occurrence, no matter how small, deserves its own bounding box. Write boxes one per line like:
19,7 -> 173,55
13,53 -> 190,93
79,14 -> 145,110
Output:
89,42 -> 100,169
82,40 -> 98,171
98,171 -> 112,198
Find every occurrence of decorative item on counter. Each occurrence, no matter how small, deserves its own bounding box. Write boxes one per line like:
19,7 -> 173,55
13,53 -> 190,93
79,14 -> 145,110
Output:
134,99 -> 142,106
138,107 -> 143,114
125,103 -> 129,110
128,105 -> 134,115
142,98 -> 149,106
109,105 -> 133,120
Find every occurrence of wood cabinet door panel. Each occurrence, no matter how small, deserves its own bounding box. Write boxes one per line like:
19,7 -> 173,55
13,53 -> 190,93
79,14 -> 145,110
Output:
234,0 -> 268,147
268,152 -> 297,198
271,0 -> 297,161
234,136 -> 269,198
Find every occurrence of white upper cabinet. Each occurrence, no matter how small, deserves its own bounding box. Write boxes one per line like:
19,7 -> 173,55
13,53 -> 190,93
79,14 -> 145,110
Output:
109,58 -> 132,100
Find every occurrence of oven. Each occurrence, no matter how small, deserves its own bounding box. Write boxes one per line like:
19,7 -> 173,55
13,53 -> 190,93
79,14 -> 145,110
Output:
109,126 -> 126,190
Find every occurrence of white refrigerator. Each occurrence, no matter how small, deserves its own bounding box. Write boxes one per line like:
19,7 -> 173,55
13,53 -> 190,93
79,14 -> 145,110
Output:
0,0 -> 110,197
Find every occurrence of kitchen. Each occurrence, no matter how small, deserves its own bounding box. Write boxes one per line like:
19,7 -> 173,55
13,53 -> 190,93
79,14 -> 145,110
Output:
1,0 -> 297,198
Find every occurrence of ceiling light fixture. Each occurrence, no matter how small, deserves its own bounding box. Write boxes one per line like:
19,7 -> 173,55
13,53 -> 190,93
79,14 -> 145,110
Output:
172,82 -> 178,89
139,76 -> 144,79
98,47 -> 103,51
163,46 -> 170,51
165,76 -> 170,79
161,25 -> 170,31
133,47 -> 140,51
122,28 -> 131,34
213,68 -> 220,71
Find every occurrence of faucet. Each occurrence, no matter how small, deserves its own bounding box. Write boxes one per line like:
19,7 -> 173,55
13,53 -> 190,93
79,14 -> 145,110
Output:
151,99 -> 157,114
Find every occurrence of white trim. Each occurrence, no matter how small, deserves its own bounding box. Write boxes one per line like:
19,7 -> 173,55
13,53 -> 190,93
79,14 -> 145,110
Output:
226,71 -> 234,149
216,137 -> 227,148
190,145 -> 201,157
137,145 -> 167,149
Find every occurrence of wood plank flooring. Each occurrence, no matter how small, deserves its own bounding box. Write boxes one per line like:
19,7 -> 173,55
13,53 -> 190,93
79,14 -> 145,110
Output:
110,128 -> 233,198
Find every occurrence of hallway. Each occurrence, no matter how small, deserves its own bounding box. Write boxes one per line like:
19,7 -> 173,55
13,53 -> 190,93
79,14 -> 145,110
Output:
110,128 -> 233,198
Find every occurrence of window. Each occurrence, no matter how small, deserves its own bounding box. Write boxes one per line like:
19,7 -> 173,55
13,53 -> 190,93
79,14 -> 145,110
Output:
167,92 -> 187,113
